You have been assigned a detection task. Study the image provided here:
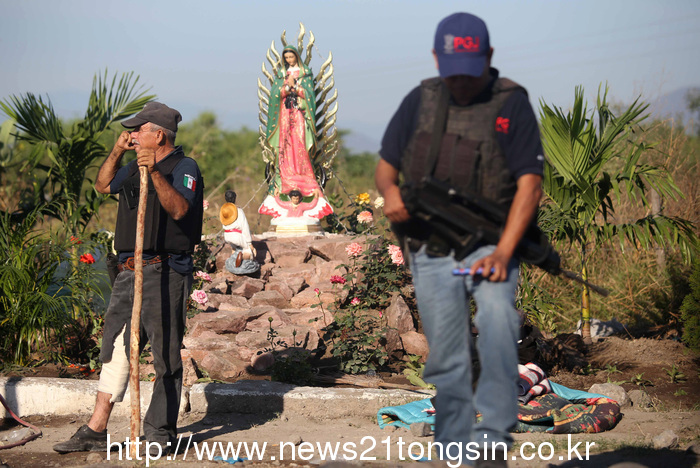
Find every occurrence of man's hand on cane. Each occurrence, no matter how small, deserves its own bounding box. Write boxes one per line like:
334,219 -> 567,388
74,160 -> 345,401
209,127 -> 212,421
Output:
137,148 -> 157,174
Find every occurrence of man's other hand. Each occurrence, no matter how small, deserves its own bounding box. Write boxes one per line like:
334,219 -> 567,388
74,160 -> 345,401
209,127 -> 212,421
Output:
115,131 -> 135,153
469,249 -> 510,282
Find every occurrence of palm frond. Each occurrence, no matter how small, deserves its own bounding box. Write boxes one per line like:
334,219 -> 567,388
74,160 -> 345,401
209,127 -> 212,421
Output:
0,93 -> 64,144
82,70 -> 155,135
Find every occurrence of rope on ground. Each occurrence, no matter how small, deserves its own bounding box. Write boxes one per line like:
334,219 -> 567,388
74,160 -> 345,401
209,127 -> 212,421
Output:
0,393 -> 42,449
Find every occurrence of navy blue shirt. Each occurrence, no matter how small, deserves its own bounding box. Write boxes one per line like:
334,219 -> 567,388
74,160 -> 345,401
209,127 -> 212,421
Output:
111,147 -> 202,275
380,69 -> 544,181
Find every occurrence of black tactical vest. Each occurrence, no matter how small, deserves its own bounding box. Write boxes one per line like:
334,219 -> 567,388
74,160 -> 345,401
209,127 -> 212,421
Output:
113,147 -> 203,254
402,76 -> 524,209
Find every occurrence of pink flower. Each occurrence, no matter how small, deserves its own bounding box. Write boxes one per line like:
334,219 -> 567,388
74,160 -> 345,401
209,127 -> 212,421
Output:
314,288 -> 320,295
350,297 -> 361,306
330,275 -> 346,285
345,242 -> 363,257
195,271 -> 212,282
79,253 -> 95,264
356,210 -> 373,224
203,199 -> 210,210
190,289 -> 208,305
388,244 -> 404,266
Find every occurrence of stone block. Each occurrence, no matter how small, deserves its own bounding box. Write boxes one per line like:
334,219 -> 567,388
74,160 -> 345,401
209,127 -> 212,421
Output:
588,383 -> 629,407
275,250 -> 312,268
246,308 -> 292,330
270,264 -> 317,285
214,243 -> 233,272
401,331 -> 429,362
265,281 -> 295,301
200,351 -> 247,381
230,277 -> 266,299
218,296 -> 250,309
307,237 -> 359,262
384,294 -> 415,334
249,290 -> 289,309
286,308 -> 334,331
186,308 -> 264,336
290,288 -> 336,309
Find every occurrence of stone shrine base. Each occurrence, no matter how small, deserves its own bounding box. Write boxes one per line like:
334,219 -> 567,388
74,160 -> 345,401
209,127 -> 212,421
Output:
268,216 -> 325,236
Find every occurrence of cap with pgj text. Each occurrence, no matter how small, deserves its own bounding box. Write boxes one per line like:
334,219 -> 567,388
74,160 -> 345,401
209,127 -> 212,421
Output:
434,12 -> 491,78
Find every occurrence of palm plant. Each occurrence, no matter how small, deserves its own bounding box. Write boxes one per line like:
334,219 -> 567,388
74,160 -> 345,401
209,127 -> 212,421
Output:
0,70 -> 155,233
0,204 -> 106,365
538,85 -> 697,342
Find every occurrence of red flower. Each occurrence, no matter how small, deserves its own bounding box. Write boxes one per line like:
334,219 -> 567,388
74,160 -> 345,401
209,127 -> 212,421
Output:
495,116 -> 510,134
330,275 -> 346,284
70,235 -> 82,244
79,253 -> 95,264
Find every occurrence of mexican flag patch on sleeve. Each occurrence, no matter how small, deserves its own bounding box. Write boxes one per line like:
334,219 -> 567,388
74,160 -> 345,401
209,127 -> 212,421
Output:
184,174 -> 197,191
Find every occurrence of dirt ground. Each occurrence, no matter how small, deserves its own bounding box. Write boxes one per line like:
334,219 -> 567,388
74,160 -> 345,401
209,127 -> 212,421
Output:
1,336 -> 699,467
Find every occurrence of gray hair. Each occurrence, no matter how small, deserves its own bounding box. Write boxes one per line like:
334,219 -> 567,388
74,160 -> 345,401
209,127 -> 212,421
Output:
148,123 -> 177,144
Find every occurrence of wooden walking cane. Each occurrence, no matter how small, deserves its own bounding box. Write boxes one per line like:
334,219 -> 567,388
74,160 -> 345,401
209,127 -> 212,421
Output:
129,165 -> 149,453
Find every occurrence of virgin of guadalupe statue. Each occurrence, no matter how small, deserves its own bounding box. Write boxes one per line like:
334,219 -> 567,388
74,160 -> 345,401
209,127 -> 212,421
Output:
258,25 -> 339,233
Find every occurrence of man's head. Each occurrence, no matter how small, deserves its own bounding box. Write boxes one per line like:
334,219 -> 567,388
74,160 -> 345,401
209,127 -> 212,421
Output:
121,102 -> 181,152
225,190 -> 237,204
432,13 -> 493,105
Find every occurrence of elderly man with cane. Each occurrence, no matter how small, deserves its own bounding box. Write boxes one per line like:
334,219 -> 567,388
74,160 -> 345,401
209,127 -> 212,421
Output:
53,102 -> 204,457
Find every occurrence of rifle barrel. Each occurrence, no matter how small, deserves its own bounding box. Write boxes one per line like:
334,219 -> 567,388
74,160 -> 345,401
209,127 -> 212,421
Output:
560,269 -> 610,297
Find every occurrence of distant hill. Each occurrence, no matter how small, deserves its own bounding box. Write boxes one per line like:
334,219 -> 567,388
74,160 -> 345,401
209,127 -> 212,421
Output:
647,86 -> 699,132
343,130 -> 380,154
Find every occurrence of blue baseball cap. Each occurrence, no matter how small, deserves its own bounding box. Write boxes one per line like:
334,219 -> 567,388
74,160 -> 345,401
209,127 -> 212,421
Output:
434,13 -> 490,78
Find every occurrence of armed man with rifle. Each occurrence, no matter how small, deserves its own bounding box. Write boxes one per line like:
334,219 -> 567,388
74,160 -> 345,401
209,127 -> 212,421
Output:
375,13 -> 545,467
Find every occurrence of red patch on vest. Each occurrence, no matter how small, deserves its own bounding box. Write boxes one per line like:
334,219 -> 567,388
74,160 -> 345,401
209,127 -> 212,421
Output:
496,117 -> 510,134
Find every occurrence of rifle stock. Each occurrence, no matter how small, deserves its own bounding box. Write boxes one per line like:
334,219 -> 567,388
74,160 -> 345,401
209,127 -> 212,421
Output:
401,177 -> 609,297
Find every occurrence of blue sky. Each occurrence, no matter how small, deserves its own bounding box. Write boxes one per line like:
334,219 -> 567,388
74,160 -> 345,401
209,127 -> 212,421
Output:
1,0 -> 699,151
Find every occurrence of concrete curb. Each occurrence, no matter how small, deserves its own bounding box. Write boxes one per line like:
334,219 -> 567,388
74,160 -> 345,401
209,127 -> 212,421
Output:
189,380 -> 434,419
1,377 -> 433,420
0,377 -> 189,419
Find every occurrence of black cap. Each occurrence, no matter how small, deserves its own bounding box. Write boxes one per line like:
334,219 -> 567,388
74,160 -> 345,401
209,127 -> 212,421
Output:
121,102 -> 182,132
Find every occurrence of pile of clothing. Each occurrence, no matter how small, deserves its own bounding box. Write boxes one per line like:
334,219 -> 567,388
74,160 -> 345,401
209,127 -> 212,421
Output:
378,362 -> 622,434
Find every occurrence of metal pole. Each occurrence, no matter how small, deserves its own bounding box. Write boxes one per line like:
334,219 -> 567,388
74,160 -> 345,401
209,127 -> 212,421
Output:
129,166 -> 148,453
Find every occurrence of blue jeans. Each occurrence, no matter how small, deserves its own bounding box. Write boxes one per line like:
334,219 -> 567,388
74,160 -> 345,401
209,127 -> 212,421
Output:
410,245 -> 520,464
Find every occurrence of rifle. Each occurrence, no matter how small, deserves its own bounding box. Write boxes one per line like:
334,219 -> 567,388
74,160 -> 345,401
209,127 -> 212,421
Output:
400,177 -> 609,297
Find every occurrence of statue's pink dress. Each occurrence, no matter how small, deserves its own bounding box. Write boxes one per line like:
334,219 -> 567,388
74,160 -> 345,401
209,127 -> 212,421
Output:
259,63 -> 332,220
277,67 -> 320,196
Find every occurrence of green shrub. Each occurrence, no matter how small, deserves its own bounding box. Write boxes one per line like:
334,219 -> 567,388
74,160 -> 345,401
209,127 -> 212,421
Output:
680,259 -> 700,351
0,205 -> 106,365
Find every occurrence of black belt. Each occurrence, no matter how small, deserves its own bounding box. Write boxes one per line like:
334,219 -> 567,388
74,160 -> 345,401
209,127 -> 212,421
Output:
406,237 -> 451,257
117,255 -> 170,272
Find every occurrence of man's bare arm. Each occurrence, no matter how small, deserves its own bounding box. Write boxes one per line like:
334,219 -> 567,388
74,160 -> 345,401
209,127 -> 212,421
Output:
95,131 -> 133,194
137,149 -> 190,221
469,173 -> 543,281
149,170 -> 190,220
